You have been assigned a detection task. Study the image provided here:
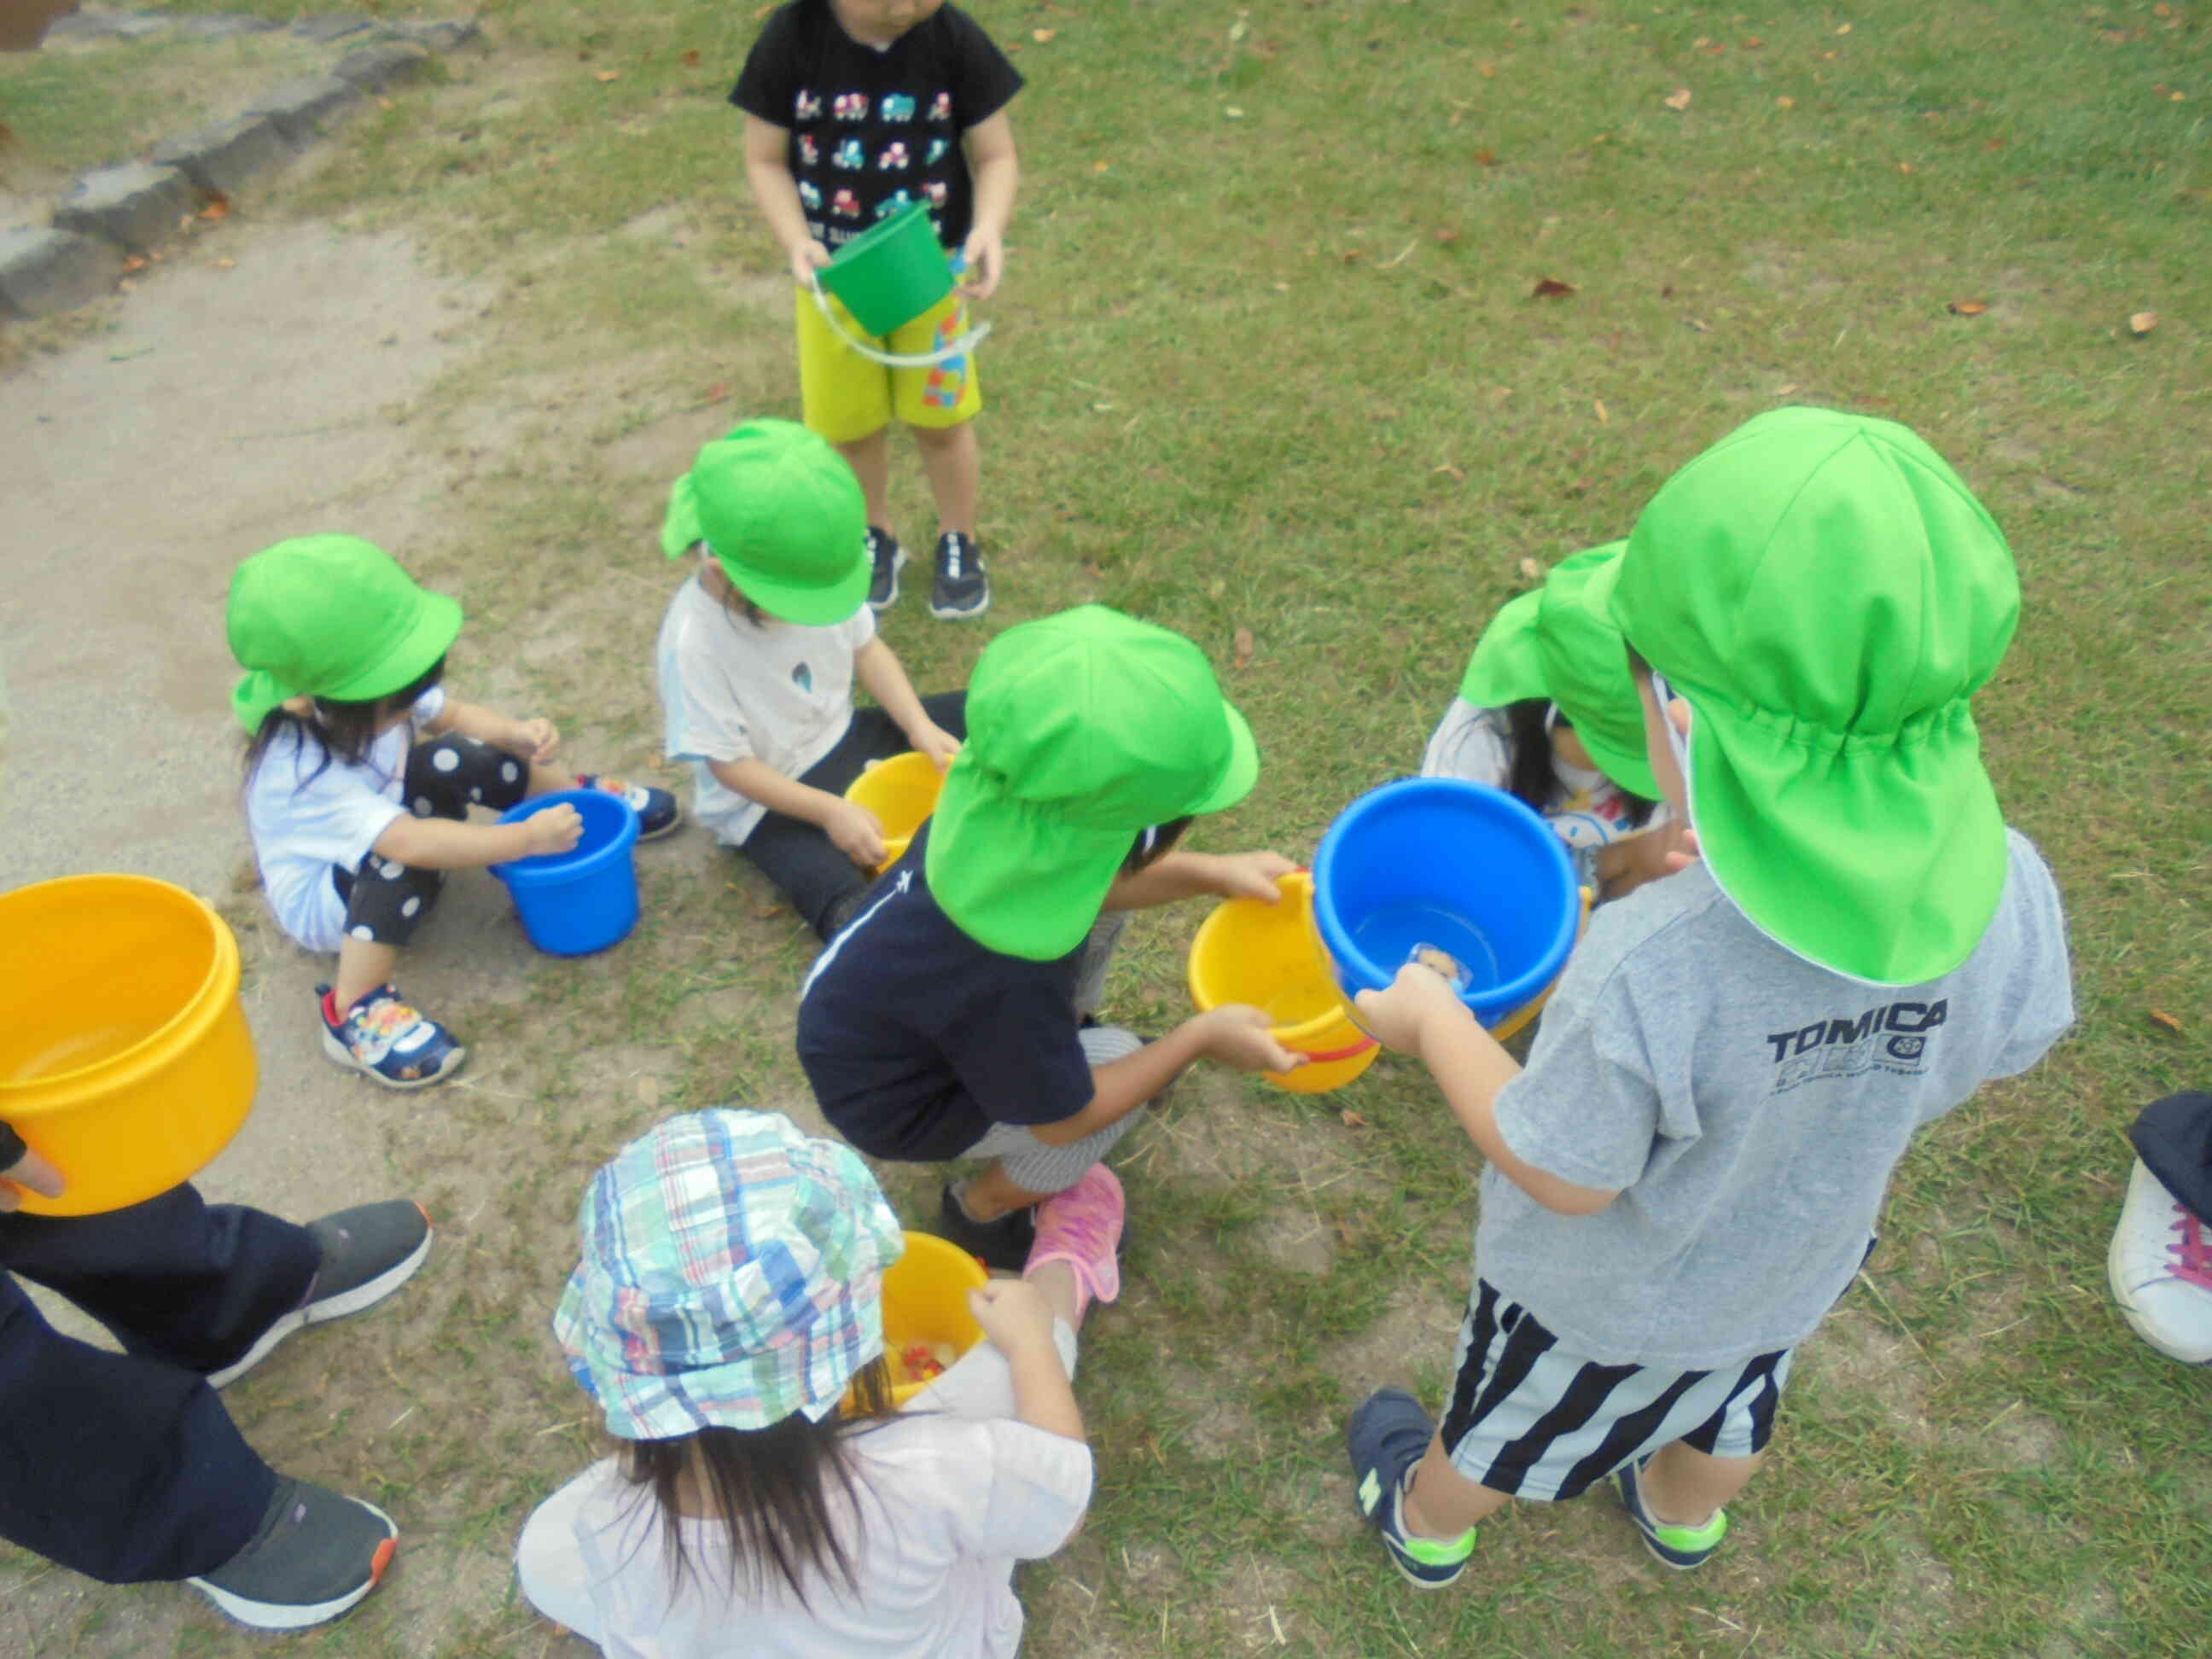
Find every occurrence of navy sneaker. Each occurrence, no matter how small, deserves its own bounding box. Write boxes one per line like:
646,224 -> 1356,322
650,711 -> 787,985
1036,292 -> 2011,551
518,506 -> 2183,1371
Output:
209,1201 -> 434,1388
866,527 -> 908,612
928,531 -> 989,620
318,984 -> 466,1089
1347,1388 -> 1476,1589
576,772 -> 681,841
936,1180 -> 1035,1272
189,1477 -> 398,1630
1614,1455 -> 1728,1569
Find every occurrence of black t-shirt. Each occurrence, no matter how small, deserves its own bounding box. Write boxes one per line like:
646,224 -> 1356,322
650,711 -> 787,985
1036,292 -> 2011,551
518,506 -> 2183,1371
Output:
796,828 -> 1091,1161
731,0 -> 1023,254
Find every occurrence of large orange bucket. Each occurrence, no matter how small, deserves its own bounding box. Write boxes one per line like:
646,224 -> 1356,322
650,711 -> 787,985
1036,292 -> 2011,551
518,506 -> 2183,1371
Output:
1187,871 -> 1381,1094
0,876 -> 257,1216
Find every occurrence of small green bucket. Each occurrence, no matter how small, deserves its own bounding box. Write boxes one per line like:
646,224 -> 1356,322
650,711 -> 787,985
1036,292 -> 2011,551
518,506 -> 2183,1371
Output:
818,201 -> 953,336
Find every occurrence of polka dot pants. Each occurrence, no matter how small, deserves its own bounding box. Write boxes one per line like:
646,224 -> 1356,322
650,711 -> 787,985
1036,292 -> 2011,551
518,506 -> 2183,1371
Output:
329,736 -> 533,946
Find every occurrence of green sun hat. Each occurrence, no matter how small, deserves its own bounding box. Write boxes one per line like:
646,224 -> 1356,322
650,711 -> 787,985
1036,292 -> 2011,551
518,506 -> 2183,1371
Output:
226,535 -> 463,733
928,605 -> 1260,960
1596,406 -> 2020,986
661,419 -> 868,626
1458,542 -> 1659,800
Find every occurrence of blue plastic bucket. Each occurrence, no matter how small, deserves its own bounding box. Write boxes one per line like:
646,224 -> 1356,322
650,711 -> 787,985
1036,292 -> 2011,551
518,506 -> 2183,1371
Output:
1312,779 -> 1578,1028
491,789 -> 641,957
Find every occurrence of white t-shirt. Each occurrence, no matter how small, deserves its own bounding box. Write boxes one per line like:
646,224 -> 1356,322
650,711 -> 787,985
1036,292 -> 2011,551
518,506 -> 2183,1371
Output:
242,686 -> 448,953
655,571 -> 875,847
517,1412 -> 1091,1659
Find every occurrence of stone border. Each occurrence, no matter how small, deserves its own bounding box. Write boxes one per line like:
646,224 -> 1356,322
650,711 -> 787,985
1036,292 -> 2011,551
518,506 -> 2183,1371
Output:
0,11 -> 483,322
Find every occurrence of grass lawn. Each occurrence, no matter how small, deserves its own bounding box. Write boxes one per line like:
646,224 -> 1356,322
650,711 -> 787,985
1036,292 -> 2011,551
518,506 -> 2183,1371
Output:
3,0 -> 2208,1653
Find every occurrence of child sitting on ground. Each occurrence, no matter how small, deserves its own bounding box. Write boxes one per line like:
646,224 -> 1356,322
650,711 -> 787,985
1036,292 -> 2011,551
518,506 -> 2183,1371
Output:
1346,409 -> 2075,1587
734,0 -> 1023,620
1422,544 -> 1676,903
516,1107 -> 1121,1656
655,420 -> 963,942
230,535 -> 678,1087
798,605 -> 1301,1269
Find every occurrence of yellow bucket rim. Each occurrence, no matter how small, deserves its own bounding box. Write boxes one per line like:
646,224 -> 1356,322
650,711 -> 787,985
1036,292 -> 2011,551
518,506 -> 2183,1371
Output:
1186,870 -> 1378,1062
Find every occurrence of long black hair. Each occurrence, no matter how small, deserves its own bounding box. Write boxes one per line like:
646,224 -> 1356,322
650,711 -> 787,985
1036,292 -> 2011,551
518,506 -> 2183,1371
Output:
621,1356 -> 898,1607
240,655 -> 447,792
1502,697 -> 1656,831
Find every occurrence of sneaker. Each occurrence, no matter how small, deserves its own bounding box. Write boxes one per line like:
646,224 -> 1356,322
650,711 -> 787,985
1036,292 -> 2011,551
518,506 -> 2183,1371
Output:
209,1201 -> 434,1388
2108,1156 -> 2212,1365
189,1477 -> 398,1630
928,531 -> 989,620
318,984 -> 466,1090
1023,1165 -> 1126,1319
937,1180 -> 1036,1272
866,526 -> 908,612
1346,1388 -> 1476,1589
575,772 -> 682,841
1614,1455 -> 1728,1569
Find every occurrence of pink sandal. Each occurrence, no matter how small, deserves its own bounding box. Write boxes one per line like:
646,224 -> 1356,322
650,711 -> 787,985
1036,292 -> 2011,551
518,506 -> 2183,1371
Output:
1022,1165 -> 1126,1320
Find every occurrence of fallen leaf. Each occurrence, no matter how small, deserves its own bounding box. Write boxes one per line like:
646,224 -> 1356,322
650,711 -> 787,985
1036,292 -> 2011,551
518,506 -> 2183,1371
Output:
1341,247 -> 1363,263
751,903 -> 788,920
2170,90 -> 2187,102
378,96 -> 395,110
701,380 -> 731,402
1531,276 -> 1575,298
595,69 -> 620,82
682,47 -> 701,67
1478,59 -> 1497,78
1898,161 -> 1913,173
1662,86 -> 1692,111
2155,1 -> 2174,13
1489,385 -> 1514,403
1433,462 -> 1466,481
1743,35 -> 1765,48
1686,317 -> 1710,332
1031,26 -> 1056,42
198,193 -> 230,220
1233,626 -> 1255,667
214,257 -> 236,270
121,254 -> 148,273
1224,105 -> 1245,118
1835,21 -> 1853,34
1271,281 -> 1290,292
1472,148 -> 1499,166
2128,311 -> 2158,335
1948,299 -> 1988,316
1434,227 -> 1461,245
1518,556 -> 1543,580
1340,1109 -> 1372,1129
1093,159 -> 1110,172
1593,398 -> 1610,424
1776,381 -> 1800,394
2149,1008 -> 2182,1033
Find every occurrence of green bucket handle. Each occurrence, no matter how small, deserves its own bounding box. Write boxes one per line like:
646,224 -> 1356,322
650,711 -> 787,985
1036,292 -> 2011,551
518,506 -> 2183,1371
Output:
807,276 -> 993,369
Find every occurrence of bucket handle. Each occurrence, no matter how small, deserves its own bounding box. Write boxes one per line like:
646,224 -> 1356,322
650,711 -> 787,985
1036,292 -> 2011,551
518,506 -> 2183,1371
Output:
808,278 -> 992,369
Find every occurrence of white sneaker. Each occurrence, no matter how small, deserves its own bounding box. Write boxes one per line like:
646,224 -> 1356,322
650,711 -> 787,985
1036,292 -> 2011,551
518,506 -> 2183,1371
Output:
2107,1157 -> 2212,1365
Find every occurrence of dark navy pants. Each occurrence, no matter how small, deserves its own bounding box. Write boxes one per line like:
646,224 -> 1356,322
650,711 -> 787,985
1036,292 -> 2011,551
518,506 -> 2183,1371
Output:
0,1185 -> 319,1583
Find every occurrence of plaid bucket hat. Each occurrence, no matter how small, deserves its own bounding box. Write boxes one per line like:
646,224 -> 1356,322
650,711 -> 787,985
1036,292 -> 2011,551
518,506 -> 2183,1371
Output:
926,605 -> 1260,961
1457,542 -> 1660,800
1592,406 -> 2020,986
553,1109 -> 905,1438
660,419 -> 869,626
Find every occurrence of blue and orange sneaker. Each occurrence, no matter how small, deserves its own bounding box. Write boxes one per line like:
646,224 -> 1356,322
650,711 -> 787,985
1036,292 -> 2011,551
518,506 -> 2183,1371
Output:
1613,1455 -> 1728,1569
575,773 -> 681,841
1347,1388 -> 1476,1589
317,984 -> 465,1090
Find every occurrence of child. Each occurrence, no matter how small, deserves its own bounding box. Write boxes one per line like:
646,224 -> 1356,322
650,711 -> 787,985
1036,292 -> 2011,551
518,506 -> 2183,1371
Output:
734,0 -> 1023,621
1343,409 -> 2075,1586
2108,1089 -> 2212,1365
230,535 -> 679,1088
798,605 -> 1302,1270
515,1107 -> 1121,1656
1423,543 -> 1677,903
655,420 -> 963,942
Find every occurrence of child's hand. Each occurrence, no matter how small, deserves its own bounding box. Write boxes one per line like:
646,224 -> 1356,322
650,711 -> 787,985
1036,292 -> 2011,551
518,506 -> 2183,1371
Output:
0,1144 -> 64,1213
914,724 -> 963,772
1197,1004 -> 1302,1074
1210,852 -> 1300,903
1353,963 -> 1469,1055
509,717 -> 560,764
825,799 -> 888,869
789,239 -> 832,288
968,1278 -> 1059,1358
958,229 -> 1004,300
522,802 -> 585,857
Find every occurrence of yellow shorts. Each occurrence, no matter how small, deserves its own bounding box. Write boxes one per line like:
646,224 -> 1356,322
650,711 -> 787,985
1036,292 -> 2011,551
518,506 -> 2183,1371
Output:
795,259 -> 983,444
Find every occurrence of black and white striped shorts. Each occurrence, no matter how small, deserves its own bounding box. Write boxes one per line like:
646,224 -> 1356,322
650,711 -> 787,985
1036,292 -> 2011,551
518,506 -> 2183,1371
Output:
1440,1280 -> 1795,1502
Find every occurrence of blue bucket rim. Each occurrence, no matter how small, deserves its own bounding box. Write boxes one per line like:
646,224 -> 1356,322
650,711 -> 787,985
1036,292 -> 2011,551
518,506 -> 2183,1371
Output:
490,788 -> 640,883
1311,777 -> 1579,1017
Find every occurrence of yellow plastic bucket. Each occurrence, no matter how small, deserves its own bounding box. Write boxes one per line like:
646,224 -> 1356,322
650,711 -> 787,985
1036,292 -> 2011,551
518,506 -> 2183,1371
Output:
865,1230 -> 989,1409
845,751 -> 944,875
0,875 -> 257,1216
1187,871 -> 1381,1094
